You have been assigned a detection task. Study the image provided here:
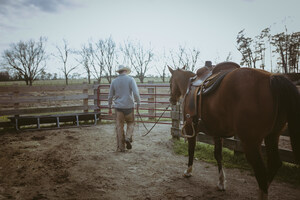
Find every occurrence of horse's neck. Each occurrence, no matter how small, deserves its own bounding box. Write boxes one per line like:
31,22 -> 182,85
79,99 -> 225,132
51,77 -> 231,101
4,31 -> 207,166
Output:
180,72 -> 195,95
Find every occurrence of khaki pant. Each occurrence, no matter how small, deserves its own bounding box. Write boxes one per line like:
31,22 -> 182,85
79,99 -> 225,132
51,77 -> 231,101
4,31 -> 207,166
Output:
115,109 -> 134,151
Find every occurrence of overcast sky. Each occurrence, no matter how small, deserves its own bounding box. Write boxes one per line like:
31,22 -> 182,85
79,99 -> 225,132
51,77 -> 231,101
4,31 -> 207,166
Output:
0,0 -> 299,75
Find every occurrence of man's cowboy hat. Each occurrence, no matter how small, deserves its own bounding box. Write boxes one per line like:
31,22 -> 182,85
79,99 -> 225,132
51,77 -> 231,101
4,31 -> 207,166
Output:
116,65 -> 131,74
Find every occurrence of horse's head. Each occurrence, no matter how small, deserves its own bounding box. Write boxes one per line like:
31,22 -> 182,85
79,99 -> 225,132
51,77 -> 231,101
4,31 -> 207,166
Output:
168,66 -> 181,105
168,65 -> 195,105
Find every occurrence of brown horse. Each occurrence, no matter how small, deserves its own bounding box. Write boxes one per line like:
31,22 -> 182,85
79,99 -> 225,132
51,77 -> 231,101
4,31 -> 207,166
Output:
168,62 -> 300,200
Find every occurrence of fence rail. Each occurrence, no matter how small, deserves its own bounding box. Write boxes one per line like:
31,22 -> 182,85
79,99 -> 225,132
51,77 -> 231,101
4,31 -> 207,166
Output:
0,82 -> 172,129
97,83 -> 172,123
0,82 -> 297,164
0,83 -> 100,129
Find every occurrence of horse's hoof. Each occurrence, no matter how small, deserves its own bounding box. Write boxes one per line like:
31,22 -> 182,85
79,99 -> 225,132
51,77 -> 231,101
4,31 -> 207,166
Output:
258,189 -> 268,200
183,172 -> 192,178
217,169 -> 226,191
183,173 -> 192,178
183,166 -> 193,178
217,183 -> 226,191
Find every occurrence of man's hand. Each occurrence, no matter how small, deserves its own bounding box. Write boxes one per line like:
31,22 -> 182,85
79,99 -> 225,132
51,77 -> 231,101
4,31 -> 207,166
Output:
108,108 -> 112,116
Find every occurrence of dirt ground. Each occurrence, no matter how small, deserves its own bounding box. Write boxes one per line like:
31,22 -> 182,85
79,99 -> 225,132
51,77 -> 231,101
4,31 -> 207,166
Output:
0,123 -> 299,200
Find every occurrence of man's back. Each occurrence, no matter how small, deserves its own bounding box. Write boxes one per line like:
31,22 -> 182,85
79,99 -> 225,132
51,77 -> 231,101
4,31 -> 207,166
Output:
108,74 -> 140,109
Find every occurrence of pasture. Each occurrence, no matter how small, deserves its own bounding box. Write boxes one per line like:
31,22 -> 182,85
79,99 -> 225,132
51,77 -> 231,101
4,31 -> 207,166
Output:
0,77 -> 169,86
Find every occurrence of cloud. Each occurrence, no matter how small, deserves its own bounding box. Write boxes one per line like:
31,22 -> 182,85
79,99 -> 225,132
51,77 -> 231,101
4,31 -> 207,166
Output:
0,22 -> 18,32
0,0 -> 76,16
25,0 -> 74,13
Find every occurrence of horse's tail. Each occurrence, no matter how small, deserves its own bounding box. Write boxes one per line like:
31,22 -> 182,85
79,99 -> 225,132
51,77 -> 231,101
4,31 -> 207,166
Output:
270,75 -> 300,163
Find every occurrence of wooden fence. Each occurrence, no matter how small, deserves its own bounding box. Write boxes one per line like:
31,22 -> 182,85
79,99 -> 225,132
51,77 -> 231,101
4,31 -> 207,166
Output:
0,83 -> 100,130
0,82 -> 297,164
0,82 -> 172,130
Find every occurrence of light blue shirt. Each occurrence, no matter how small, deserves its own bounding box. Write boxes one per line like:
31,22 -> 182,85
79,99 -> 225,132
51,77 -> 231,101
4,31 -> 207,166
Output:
108,74 -> 141,109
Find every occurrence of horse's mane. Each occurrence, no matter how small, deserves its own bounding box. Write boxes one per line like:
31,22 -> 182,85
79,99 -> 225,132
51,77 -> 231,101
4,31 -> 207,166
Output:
179,68 -> 196,76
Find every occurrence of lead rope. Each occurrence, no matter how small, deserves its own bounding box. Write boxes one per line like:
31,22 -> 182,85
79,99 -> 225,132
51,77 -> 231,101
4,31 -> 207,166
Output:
137,104 -> 171,137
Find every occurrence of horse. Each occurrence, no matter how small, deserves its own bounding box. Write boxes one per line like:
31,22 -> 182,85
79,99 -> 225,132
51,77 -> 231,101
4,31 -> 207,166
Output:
168,62 -> 300,200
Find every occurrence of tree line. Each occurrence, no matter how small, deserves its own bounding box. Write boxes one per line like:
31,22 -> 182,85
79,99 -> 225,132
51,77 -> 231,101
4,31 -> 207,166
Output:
237,27 -> 300,73
0,36 -> 204,85
1,27 -> 299,86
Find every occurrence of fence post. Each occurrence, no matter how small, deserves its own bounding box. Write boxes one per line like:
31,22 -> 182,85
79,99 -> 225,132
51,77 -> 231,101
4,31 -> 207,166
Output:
83,82 -> 88,113
234,135 -> 244,156
171,104 -> 180,139
13,83 -> 19,129
148,81 -> 155,120
93,82 -> 99,113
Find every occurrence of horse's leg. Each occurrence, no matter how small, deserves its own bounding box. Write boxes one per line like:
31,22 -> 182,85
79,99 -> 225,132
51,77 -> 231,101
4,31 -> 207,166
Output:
183,127 -> 196,177
214,137 -> 226,191
265,134 -> 282,186
243,144 -> 268,200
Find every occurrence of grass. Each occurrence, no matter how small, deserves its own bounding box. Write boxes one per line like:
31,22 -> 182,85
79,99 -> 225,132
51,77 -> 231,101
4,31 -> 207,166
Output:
0,116 -> 9,122
173,138 -> 300,185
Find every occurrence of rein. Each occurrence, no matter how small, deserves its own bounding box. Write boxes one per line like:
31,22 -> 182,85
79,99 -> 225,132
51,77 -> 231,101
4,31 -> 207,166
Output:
137,104 -> 171,137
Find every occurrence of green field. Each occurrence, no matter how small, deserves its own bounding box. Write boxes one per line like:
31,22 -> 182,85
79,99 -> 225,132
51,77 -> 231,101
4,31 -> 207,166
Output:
0,77 -> 170,86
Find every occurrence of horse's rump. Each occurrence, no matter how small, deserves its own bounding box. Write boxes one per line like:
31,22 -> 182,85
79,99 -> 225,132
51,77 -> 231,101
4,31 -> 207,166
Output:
212,61 -> 240,74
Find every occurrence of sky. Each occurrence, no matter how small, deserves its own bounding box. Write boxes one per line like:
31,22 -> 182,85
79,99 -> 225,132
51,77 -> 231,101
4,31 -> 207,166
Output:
0,0 -> 299,76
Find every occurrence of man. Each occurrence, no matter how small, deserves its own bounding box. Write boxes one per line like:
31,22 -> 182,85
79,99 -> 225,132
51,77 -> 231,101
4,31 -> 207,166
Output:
108,65 -> 141,152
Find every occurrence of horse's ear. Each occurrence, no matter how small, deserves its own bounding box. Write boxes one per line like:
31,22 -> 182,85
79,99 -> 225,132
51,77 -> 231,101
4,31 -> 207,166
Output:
168,65 -> 174,74
182,65 -> 187,70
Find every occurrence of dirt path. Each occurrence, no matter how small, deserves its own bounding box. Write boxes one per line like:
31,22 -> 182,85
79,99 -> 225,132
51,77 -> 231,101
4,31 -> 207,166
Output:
0,124 -> 299,200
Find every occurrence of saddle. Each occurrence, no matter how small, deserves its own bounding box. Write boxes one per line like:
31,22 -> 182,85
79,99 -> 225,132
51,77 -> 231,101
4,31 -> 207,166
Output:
182,62 -> 240,133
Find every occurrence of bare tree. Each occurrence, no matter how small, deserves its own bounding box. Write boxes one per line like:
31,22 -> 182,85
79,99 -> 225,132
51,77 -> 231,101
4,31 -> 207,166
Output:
156,63 -> 167,83
2,37 -> 47,85
82,42 -> 104,84
121,40 -> 154,83
253,28 -> 273,70
96,37 -> 118,83
272,30 -> 300,73
225,52 -> 232,61
236,29 -> 258,68
169,46 -> 200,71
54,39 -> 77,85
188,48 -> 201,72
259,28 -> 272,70
272,31 -> 289,73
77,44 -> 93,84
0,71 -> 10,81
289,32 -> 300,73
169,46 -> 186,69
156,50 -> 171,82
155,64 -> 167,83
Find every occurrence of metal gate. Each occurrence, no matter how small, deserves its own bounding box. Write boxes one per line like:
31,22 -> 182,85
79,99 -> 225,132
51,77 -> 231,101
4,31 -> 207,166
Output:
96,83 -> 172,124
